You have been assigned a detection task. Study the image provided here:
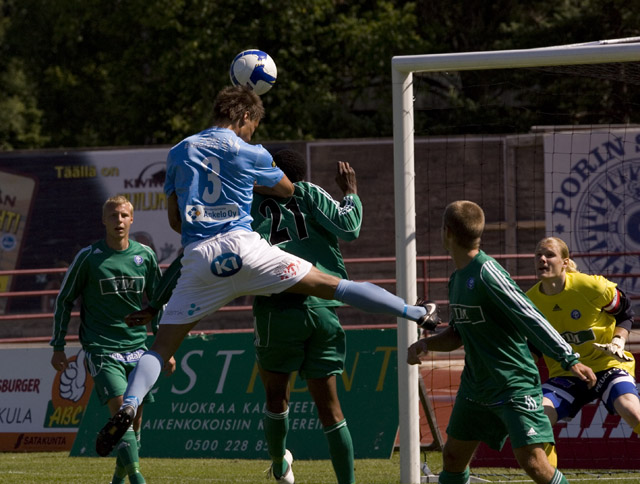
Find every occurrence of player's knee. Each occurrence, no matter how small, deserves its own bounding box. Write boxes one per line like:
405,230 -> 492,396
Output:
515,445 -> 551,477
441,445 -> 469,472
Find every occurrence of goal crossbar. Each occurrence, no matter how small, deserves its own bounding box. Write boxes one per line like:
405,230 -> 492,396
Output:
391,38 -> 640,484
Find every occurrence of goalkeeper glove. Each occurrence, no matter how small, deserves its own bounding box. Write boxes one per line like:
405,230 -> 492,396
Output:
593,336 -> 633,362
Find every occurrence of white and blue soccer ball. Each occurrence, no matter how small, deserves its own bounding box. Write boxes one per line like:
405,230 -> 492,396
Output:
229,49 -> 277,95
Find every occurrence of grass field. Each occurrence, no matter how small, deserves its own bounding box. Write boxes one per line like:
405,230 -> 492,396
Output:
1,451 -> 638,483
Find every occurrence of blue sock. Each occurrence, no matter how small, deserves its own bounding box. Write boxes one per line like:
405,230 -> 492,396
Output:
334,280 -> 426,321
124,351 -> 163,410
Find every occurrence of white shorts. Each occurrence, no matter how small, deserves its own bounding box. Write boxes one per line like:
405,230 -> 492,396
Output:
160,230 -> 312,325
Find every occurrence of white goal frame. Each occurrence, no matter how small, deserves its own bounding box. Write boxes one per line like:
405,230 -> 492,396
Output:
391,38 -> 640,484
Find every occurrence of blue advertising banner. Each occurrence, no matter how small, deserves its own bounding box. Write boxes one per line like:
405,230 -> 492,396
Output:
71,328 -> 399,459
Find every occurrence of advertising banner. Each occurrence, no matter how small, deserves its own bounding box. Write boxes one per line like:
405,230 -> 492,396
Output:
0,169 -> 37,313
70,328 -> 399,459
0,328 -> 398,457
543,129 -> 640,298
0,149 -> 181,315
0,343 -> 88,451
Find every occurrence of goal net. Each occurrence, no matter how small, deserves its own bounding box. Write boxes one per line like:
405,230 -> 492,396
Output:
392,38 -> 640,483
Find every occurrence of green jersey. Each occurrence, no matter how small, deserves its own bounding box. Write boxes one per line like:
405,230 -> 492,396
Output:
449,250 -> 579,404
251,181 -> 362,309
50,240 -> 161,355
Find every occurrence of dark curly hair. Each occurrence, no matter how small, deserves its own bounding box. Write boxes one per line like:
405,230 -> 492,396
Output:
273,149 -> 306,183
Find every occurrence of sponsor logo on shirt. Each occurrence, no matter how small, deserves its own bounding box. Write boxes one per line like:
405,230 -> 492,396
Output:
450,304 -> 486,325
186,204 -> 239,222
100,276 -> 144,295
560,328 -> 595,345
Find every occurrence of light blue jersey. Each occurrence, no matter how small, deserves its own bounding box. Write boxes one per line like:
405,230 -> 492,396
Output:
165,127 -> 284,247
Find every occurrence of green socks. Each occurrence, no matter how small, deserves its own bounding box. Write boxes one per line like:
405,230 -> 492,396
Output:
549,468 -> 569,484
324,419 -> 355,484
116,428 -> 145,484
264,409 -> 290,477
438,468 -> 470,483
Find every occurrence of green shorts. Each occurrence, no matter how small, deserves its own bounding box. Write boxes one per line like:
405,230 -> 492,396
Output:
253,305 -> 345,380
85,349 -> 155,406
446,393 -> 554,451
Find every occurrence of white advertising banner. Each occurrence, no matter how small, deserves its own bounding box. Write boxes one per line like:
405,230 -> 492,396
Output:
79,148 -> 181,264
0,343 -> 90,451
544,129 -> 640,296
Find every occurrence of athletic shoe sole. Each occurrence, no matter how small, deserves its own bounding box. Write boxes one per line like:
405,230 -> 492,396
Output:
96,405 -> 135,457
416,299 -> 440,331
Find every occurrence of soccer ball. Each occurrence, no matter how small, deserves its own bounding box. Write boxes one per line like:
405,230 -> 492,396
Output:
229,49 -> 277,95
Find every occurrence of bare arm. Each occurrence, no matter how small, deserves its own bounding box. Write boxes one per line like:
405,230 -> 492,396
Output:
407,326 -> 463,365
167,192 -> 181,234
254,174 -> 295,198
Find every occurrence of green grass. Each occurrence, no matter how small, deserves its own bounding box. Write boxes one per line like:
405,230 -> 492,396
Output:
0,451 -> 637,483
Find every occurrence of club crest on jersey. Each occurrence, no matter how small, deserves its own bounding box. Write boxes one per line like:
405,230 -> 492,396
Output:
571,309 -> 581,320
466,277 -> 475,290
211,252 -> 242,277
133,255 -> 143,266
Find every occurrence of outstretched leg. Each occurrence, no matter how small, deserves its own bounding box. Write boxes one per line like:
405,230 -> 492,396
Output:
287,267 -> 430,322
97,322 -> 195,456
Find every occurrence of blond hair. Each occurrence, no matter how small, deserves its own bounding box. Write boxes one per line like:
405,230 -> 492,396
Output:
102,195 -> 134,218
536,236 -> 579,273
443,200 -> 485,250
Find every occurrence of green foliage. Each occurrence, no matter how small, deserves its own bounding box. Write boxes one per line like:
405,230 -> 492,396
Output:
1,0 -> 640,149
1,0 -> 426,148
0,1 -> 46,149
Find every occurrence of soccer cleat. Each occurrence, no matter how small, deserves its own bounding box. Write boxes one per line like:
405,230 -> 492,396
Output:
96,405 -> 135,457
267,449 -> 295,483
415,299 -> 440,331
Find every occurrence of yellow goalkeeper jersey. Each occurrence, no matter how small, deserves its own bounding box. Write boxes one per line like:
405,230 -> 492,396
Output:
527,272 -> 635,378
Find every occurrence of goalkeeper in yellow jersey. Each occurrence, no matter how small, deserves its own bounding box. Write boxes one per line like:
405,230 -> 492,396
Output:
527,236 -> 640,465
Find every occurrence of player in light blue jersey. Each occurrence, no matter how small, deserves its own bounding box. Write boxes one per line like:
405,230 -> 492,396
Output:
96,86 -> 439,461
166,123 -> 283,247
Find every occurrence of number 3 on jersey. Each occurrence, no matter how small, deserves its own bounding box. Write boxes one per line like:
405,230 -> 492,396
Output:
258,198 -> 309,245
202,157 -> 222,203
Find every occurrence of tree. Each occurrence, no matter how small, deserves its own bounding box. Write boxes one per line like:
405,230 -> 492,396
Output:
2,0 -> 640,149
0,1 -> 46,149
2,0 -> 426,148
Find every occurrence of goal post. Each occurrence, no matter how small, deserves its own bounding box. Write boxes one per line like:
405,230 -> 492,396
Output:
392,39 -> 640,484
